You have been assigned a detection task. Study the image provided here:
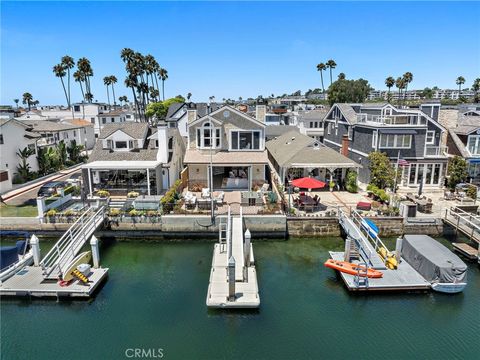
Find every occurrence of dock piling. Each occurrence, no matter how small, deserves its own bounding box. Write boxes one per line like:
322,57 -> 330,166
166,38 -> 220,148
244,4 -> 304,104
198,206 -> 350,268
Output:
90,236 -> 100,268
395,237 -> 403,264
30,235 -> 41,266
228,256 -> 236,302
244,229 -> 251,267
344,237 -> 351,262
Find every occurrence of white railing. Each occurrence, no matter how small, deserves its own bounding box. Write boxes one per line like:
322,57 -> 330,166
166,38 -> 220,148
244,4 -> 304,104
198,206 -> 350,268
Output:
40,206 -> 105,278
357,113 -> 426,126
425,145 -> 448,157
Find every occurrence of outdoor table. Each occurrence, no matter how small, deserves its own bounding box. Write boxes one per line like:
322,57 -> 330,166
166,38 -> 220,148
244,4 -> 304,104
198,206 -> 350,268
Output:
197,198 -> 213,210
299,195 -> 316,212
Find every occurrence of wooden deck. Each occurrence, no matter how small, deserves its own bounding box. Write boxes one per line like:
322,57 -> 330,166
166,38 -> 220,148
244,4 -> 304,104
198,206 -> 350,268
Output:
0,266 -> 108,298
452,242 -> 479,260
444,210 -> 480,244
329,252 -> 431,292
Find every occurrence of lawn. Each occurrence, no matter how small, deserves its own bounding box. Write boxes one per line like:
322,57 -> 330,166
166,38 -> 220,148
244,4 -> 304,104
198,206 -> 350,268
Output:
0,204 -> 38,217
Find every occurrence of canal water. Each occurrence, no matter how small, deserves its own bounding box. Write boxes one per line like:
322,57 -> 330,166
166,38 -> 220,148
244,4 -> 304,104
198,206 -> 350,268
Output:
1,236 -> 479,359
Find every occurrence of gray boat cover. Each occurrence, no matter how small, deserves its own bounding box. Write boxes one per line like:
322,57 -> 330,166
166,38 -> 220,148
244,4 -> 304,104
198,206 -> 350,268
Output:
402,235 -> 467,283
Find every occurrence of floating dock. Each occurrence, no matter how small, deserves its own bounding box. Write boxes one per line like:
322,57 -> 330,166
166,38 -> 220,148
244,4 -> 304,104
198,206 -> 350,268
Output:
206,208 -> 260,308
334,210 -> 430,292
0,206 -> 108,299
452,242 -> 479,261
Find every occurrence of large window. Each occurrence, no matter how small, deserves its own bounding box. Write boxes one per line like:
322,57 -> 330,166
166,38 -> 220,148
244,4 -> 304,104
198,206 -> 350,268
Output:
196,122 -> 221,149
407,163 -> 442,186
230,131 -> 261,150
115,141 -> 127,149
426,131 -> 435,145
468,135 -> 480,155
379,134 -> 412,149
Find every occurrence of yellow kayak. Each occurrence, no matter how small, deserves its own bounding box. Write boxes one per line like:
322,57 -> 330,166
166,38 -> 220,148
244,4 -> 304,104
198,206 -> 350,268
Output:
378,247 -> 398,270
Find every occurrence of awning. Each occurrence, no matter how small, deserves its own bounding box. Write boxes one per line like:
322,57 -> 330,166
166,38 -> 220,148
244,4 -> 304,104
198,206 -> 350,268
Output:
82,160 -> 163,170
468,158 -> 480,164
378,129 -> 417,134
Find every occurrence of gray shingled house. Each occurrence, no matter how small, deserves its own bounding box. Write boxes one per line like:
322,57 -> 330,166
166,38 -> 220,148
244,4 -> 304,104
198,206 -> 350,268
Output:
82,122 -> 185,196
322,102 -> 448,189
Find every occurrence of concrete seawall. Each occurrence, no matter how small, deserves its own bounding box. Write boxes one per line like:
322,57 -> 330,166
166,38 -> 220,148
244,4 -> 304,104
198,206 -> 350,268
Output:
0,215 -> 444,239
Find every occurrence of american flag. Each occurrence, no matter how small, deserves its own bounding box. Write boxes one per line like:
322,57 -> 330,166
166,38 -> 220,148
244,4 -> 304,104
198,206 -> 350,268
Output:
398,156 -> 409,166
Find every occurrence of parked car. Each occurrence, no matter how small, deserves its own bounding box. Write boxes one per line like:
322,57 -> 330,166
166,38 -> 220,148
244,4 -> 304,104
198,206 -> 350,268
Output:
37,181 -> 68,197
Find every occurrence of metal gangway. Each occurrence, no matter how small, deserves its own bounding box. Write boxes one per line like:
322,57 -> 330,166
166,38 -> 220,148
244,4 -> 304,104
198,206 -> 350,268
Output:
338,209 -> 387,270
40,206 -> 106,280
444,207 -> 480,244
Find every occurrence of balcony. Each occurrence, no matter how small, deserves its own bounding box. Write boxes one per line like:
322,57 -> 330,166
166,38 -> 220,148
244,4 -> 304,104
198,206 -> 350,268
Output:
357,113 -> 426,126
425,145 -> 448,157
37,137 -> 57,147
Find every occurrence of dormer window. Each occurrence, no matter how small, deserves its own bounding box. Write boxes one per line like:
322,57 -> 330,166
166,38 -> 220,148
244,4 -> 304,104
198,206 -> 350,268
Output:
196,121 -> 221,149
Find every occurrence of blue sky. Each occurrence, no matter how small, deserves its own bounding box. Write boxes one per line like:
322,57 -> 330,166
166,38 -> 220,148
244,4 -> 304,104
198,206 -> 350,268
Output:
1,1 -> 479,105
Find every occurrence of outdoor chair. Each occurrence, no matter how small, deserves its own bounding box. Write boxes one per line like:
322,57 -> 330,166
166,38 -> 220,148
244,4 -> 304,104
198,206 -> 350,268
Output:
214,191 -> 225,204
201,188 -> 210,199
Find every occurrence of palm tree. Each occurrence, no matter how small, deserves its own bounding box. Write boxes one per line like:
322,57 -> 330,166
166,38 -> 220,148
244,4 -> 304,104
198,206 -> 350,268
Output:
13,99 -> 19,109
326,59 -> 337,86
16,147 -> 34,181
402,72 -> 413,104
456,76 -> 466,96
22,92 -> 33,111
53,64 -> 69,107
103,76 -> 112,107
316,63 -> 326,93
385,76 -> 395,102
338,72 -> 346,80
472,78 -> 480,103
395,77 -> 405,105
77,58 -> 94,102
110,76 -> 118,105
57,140 -> 68,168
159,68 -> 168,101
61,55 -> 75,108
187,92 -> 192,101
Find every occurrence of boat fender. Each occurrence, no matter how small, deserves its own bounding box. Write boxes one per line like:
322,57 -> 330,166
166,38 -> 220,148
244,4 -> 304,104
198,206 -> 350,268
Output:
58,280 -> 70,287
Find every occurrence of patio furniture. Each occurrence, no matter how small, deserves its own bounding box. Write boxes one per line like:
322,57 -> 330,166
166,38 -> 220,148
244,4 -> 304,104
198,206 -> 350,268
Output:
214,191 -> 225,205
356,201 -> 372,211
298,195 -> 317,212
260,183 -> 270,194
201,188 -> 210,199
197,198 -> 213,210
185,195 -> 197,210
444,191 -> 456,201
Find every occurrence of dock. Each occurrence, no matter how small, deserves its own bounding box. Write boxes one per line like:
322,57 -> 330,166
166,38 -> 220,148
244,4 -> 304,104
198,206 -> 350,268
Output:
0,206 -> 109,299
452,242 -> 479,261
444,207 -> 480,244
206,207 -> 260,308
335,210 -> 430,292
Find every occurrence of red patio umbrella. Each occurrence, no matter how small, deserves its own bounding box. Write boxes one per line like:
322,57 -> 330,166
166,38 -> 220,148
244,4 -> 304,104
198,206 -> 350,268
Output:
291,177 -> 326,189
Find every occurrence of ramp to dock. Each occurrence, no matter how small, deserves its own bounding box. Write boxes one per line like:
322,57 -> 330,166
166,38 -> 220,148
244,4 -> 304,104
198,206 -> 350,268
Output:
40,206 -> 105,280
444,208 -> 480,244
206,207 -> 260,308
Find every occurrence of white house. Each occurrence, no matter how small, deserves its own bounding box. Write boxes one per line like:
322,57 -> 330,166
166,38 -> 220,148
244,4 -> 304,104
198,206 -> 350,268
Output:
0,119 -> 40,192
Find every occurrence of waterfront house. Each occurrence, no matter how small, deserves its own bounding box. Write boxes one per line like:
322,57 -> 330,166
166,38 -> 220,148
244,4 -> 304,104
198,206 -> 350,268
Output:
266,130 -> 360,187
322,102 -> 448,189
183,104 -> 268,191
447,112 -> 480,183
82,122 -> 185,196
0,119 -> 40,192
94,109 -> 136,136
21,118 -> 95,151
297,108 -> 328,142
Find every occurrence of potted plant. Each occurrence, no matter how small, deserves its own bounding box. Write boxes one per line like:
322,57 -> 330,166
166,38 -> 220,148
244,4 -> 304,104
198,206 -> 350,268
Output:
96,190 -> 110,198
329,181 -> 335,192
46,209 -> 57,223
127,191 -> 139,199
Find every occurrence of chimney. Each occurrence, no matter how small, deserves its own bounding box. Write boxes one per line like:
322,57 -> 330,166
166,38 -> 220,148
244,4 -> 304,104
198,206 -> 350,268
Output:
187,102 -> 197,123
256,99 -> 266,123
156,120 -> 169,163
341,134 -> 349,157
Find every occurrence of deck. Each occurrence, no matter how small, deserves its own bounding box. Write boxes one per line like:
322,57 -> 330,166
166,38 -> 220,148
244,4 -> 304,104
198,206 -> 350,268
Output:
452,242 -> 479,260
0,266 -> 109,298
444,208 -> 480,244
329,252 -> 431,292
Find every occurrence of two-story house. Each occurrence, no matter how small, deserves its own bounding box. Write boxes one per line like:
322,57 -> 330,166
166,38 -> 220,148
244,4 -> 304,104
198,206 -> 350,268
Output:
183,105 -> 268,191
0,119 -> 40,192
447,112 -> 480,184
165,102 -> 223,138
297,109 -> 328,141
322,103 -> 448,189
82,122 -> 185,196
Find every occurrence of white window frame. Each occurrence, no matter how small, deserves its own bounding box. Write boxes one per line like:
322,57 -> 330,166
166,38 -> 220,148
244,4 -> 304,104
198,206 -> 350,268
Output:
229,130 -> 262,151
467,135 -> 480,155
426,130 -> 435,145
378,134 -> 412,149
197,122 -> 221,149
372,130 -> 378,149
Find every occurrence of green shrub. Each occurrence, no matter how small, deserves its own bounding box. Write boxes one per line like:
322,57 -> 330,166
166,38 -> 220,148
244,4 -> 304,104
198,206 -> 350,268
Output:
96,190 -> 110,198
64,209 -> 75,216
109,208 -> 121,216
129,209 -> 139,216
127,191 -> 139,198
345,170 -> 358,193
466,185 -> 478,200
46,209 -> 57,217
267,191 -> 278,204
64,185 -> 78,195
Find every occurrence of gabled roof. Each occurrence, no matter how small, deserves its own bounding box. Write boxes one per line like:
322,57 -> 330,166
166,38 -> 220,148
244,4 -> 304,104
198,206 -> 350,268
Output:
99,122 -> 149,139
21,119 -> 82,132
448,129 -> 470,158
166,103 -> 185,119
266,130 -> 360,168
189,105 -> 264,127
265,125 -> 299,138
335,104 -> 359,124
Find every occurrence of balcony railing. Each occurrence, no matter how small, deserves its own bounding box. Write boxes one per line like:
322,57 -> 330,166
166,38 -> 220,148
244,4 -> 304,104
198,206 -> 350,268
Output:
357,114 -> 426,126
37,137 -> 57,146
425,145 -> 448,157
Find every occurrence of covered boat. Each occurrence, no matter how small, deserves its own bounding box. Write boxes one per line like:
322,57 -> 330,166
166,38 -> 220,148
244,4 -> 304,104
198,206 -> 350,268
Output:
401,235 -> 467,293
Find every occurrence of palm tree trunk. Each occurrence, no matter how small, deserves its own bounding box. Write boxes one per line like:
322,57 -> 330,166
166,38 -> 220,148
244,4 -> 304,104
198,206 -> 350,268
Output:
67,69 -> 71,108
106,86 -> 111,108
154,74 -> 160,100
59,77 -> 69,108
320,72 -> 325,93
162,80 -> 165,101
329,68 -> 333,86
112,84 -> 116,106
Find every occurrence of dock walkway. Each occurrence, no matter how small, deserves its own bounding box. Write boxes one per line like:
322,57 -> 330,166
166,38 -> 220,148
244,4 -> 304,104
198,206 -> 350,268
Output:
206,208 -> 260,308
444,207 -> 480,244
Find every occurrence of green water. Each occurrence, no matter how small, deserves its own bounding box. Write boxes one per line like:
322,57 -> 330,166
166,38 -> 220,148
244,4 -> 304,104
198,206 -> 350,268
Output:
1,237 -> 479,360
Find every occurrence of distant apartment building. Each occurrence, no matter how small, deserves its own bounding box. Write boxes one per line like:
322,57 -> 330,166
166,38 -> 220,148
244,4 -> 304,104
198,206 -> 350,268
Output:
368,89 -> 476,101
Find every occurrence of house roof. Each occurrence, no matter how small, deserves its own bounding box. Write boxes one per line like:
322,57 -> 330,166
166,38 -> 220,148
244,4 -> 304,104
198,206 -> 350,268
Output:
448,129 -> 470,158
99,122 -> 148,139
166,103 -> 185,119
297,109 -> 328,121
184,149 -> 268,164
64,118 -> 94,127
20,120 -> 82,132
454,115 -> 480,135
336,103 -> 359,124
88,141 -> 158,162
266,130 -> 361,169
265,125 -> 300,138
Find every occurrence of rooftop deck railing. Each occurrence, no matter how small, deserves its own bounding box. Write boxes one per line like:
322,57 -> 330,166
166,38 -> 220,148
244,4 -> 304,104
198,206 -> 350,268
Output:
357,113 -> 426,126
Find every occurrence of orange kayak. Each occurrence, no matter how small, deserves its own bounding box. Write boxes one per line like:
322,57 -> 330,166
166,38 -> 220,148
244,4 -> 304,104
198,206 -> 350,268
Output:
324,259 -> 383,278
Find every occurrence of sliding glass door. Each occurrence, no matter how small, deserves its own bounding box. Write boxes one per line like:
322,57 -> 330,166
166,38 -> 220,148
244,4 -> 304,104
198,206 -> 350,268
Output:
407,163 -> 442,186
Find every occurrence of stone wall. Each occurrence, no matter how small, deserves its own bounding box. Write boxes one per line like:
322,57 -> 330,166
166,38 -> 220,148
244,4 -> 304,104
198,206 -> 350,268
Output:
287,217 -> 341,237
